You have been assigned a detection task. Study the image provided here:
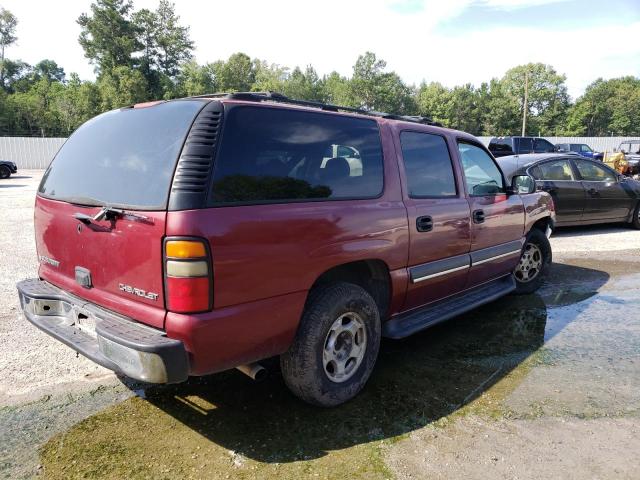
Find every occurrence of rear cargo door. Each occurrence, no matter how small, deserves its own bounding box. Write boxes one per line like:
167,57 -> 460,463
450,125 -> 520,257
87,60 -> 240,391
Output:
35,100 -> 206,328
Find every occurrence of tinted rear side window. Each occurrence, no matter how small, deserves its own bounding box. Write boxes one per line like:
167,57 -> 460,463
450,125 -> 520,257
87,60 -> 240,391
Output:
518,138 -> 533,152
39,100 -> 204,209
400,132 -> 456,197
211,106 -> 383,204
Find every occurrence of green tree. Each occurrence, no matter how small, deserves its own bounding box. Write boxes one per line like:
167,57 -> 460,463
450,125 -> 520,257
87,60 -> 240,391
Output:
565,77 -> 640,136
154,0 -> 193,78
282,66 -> 322,101
97,65 -> 149,109
176,60 -> 215,96
349,52 -> 415,114
31,60 -> 66,84
501,63 -> 570,135
0,7 -> 18,87
1,59 -> 31,92
213,53 -> 256,92
481,79 -> 520,135
416,82 -> 452,125
252,61 -> 288,93
320,71 -> 353,106
78,0 -> 141,74
55,73 -> 101,133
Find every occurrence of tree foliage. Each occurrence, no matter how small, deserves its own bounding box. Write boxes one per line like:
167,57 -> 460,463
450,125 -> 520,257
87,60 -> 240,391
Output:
565,77 -> 640,136
0,7 -> 18,86
0,3 -> 638,138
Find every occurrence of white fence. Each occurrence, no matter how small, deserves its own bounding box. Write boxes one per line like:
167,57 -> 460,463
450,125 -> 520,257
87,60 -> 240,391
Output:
0,137 -> 66,169
477,136 -> 636,152
1,136 -> 638,170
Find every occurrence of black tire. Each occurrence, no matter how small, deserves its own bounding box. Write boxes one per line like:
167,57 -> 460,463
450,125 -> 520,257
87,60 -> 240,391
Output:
513,228 -> 552,295
280,282 -> 381,407
630,202 -> 640,230
0,166 -> 10,179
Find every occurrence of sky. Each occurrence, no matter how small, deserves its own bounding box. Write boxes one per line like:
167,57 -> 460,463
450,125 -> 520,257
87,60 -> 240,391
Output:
1,0 -> 639,99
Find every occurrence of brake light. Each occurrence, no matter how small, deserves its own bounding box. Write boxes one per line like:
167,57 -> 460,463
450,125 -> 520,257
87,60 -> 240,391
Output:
164,238 -> 212,313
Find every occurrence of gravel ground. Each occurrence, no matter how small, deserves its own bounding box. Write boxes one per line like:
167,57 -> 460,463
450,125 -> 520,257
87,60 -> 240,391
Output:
1,171 -> 639,479
0,171 -> 116,407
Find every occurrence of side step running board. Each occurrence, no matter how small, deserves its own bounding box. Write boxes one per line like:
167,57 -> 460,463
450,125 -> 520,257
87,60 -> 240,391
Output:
383,275 -> 516,339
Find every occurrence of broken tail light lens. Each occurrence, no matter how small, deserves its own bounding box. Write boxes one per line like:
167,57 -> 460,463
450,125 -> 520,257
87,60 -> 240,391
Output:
164,238 -> 212,313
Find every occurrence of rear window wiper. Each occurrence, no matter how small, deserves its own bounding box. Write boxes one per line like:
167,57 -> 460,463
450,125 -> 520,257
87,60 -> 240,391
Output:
73,206 -> 153,226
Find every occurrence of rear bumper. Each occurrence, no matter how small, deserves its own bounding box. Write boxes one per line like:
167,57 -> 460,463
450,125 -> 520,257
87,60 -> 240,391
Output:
16,278 -> 188,384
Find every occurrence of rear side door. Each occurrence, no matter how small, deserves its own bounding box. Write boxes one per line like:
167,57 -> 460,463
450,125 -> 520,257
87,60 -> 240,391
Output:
573,159 -> 635,221
396,130 -> 472,310
529,158 -> 585,224
457,140 -> 525,288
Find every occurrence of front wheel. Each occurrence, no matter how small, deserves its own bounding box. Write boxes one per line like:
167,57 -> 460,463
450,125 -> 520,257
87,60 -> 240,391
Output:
280,282 -> 381,407
0,166 -> 10,179
513,229 -> 552,295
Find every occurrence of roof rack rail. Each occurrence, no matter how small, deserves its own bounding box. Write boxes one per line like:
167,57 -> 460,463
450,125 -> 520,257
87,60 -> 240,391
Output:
190,91 -> 442,126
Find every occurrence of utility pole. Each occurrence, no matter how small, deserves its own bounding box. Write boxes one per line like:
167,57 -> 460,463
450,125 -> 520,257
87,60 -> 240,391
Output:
521,69 -> 528,136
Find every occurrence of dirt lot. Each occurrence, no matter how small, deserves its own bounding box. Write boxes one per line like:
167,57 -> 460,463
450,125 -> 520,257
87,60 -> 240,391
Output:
1,171 -> 639,479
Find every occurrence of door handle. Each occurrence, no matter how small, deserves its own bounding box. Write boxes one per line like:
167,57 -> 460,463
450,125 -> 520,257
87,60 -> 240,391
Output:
587,188 -> 599,196
473,209 -> 485,224
416,215 -> 433,232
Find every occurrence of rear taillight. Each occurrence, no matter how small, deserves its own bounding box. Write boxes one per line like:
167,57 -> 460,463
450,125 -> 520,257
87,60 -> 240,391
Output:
164,238 -> 212,313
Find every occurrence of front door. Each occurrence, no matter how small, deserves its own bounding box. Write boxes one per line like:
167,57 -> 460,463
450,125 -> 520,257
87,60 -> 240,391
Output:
397,130 -> 472,311
573,159 -> 635,221
456,140 -> 525,288
529,158 -> 585,224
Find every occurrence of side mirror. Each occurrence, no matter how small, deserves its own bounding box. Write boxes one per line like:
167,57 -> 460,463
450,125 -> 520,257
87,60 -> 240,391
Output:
510,175 -> 536,194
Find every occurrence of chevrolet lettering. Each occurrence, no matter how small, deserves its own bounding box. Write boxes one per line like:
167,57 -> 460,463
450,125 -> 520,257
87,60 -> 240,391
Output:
118,283 -> 159,301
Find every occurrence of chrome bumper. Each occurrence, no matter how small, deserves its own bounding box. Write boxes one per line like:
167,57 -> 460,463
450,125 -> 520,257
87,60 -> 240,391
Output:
16,279 -> 188,384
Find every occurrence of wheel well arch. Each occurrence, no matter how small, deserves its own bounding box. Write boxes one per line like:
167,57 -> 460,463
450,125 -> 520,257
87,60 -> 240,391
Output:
308,259 -> 392,320
529,216 -> 553,235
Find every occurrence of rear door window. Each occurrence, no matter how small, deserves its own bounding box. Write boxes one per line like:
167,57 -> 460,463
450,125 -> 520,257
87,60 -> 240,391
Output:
400,131 -> 456,197
211,106 -> 384,204
38,100 -> 204,209
458,141 -> 506,196
518,137 -> 533,153
532,159 -> 575,180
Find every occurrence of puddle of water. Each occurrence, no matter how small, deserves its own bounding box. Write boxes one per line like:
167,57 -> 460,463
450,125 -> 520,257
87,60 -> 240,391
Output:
27,263 -> 640,479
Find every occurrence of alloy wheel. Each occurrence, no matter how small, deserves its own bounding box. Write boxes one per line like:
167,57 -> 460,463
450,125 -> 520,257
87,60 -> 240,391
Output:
514,242 -> 543,283
322,312 -> 367,383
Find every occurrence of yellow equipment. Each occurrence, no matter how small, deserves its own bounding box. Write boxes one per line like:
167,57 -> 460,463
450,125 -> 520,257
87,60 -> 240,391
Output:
603,151 -> 627,174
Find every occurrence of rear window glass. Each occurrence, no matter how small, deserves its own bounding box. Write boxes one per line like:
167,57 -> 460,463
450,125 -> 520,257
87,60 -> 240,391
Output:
38,100 -> 204,209
211,106 -> 384,204
531,159 -> 574,180
400,131 -> 456,197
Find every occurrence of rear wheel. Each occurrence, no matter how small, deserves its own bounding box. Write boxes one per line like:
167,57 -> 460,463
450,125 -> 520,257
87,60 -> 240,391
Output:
0,166 -> 10,179
630,202 -> 640,230
280,282 -> 381,407
513,229 -> 551,295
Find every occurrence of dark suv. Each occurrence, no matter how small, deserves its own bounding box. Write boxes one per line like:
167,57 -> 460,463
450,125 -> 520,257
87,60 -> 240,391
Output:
17,93 -> 555,406
489,136 -> 555,157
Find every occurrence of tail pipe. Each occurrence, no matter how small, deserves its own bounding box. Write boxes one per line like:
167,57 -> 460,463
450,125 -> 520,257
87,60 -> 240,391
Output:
236,363 -> 267,381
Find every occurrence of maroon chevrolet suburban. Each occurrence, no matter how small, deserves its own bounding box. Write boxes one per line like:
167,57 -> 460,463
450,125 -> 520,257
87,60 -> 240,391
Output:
17,92 -> 555,406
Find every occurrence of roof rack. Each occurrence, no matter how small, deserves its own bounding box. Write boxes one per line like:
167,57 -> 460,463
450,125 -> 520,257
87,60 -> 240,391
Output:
191,91 -> 442,127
